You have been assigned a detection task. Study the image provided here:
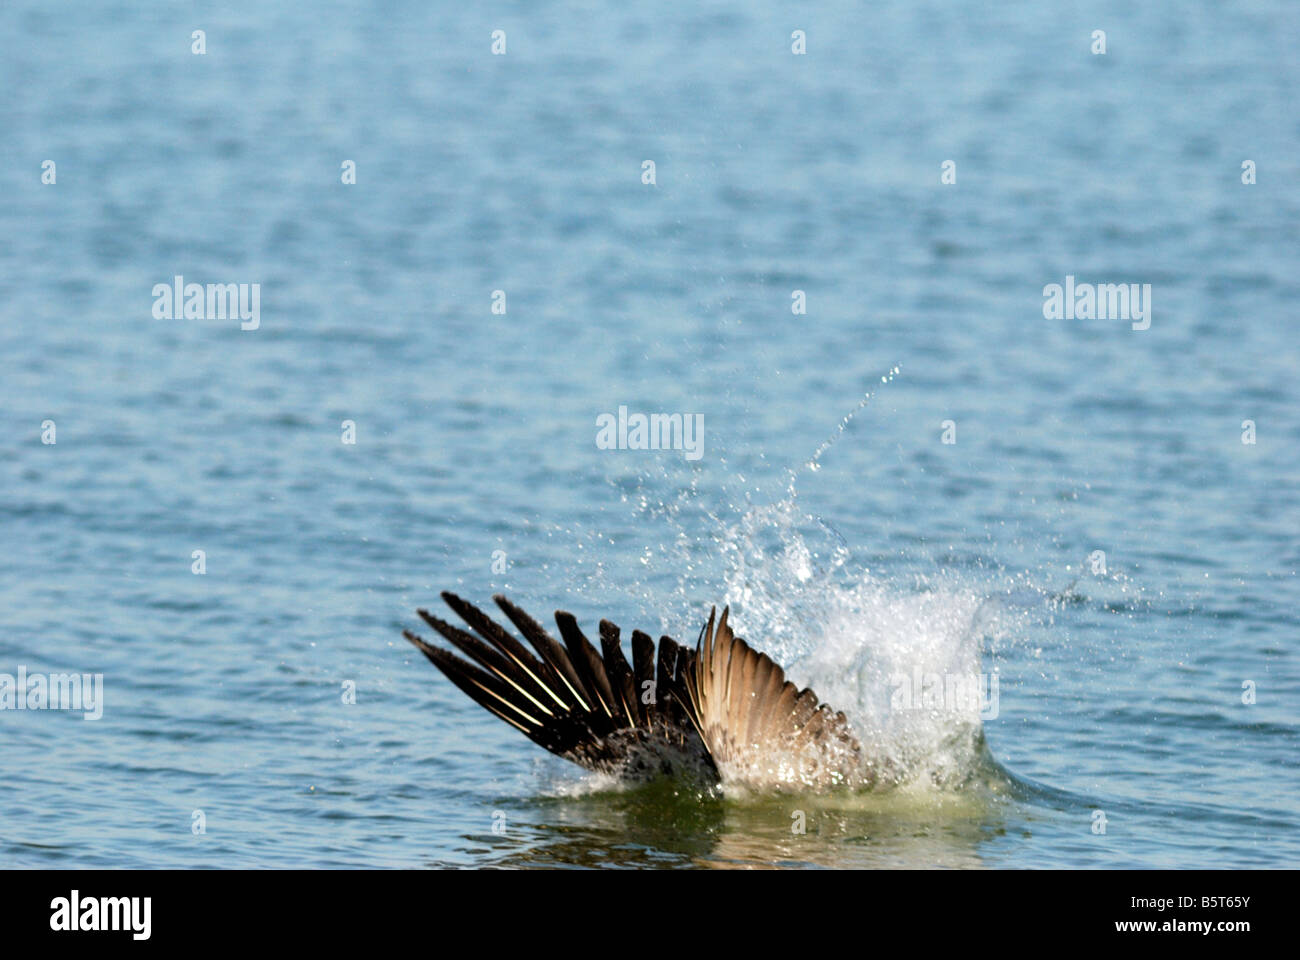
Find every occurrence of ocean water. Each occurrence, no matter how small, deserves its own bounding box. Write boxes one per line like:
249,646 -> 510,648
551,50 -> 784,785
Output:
1,1 -> 1297,868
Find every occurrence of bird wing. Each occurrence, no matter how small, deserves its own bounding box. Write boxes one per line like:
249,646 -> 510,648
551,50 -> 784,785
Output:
685,606 -> 863,789
405,594 -> 863,789
404,592 -> 717,782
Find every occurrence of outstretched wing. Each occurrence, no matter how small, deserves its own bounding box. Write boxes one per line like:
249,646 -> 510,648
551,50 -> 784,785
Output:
404,592 -> 717,781
685,606 -> 863,789
404,594 -> 864,789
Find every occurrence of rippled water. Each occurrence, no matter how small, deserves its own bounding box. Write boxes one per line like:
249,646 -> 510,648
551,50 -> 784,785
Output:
1,1 -> 1297,868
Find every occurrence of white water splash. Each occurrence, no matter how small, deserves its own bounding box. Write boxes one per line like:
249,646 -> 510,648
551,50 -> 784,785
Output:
554,367 -> 1025,793
791,364 -> 901,494
699,497 -> 1007,790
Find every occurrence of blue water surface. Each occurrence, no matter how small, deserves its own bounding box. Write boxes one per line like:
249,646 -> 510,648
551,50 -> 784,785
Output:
0,1 -> 1297,868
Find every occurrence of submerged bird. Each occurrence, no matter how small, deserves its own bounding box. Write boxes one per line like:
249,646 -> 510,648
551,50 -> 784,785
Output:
404,592 -> 865,789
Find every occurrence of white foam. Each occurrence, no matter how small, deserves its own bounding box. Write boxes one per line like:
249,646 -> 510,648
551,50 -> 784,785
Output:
702,498 -> 1007,790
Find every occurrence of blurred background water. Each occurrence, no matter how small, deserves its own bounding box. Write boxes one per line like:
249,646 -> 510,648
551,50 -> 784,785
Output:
0,1 -> 1297,868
